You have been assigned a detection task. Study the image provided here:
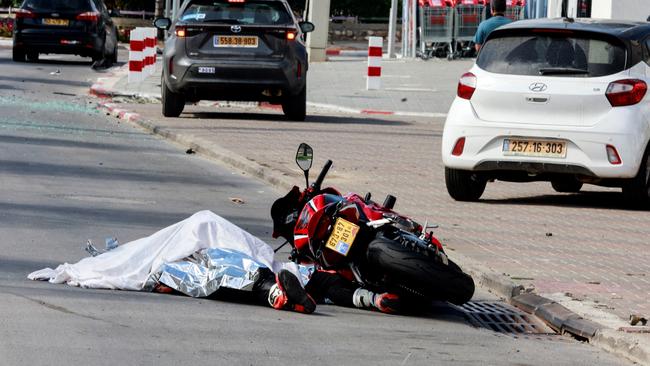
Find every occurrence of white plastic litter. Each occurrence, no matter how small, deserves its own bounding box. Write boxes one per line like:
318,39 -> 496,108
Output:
28,210 -> 300,290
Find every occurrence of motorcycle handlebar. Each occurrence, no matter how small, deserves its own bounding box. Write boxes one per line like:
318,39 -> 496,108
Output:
312,159 -> 332,191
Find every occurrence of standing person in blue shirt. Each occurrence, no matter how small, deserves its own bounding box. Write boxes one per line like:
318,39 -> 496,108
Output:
474,0 -> 512,52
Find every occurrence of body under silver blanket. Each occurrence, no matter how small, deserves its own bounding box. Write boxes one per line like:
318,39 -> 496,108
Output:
145,247 -> 316,298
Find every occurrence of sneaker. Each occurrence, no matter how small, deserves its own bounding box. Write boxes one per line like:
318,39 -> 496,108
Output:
268,269 -> 316,314
374,293 -> 400,314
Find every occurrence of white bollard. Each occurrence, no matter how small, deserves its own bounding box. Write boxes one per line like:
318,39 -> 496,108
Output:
145,28 -> 156,76
367,36 -> 383,90
128,28 -> 145,83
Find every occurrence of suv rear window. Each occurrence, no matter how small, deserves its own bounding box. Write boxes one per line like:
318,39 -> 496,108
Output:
181,0 -> 292,25
22,0 -> 92,12
477,33 -> 627,77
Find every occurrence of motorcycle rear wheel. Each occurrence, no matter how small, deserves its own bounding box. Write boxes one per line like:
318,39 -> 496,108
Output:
367,235 -> 475,305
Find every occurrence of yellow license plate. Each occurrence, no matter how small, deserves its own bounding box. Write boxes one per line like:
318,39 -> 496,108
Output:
503,138 -> 567,158
325,218 -> 359,257
214,36 -> 258,48
43,18 -> 69,26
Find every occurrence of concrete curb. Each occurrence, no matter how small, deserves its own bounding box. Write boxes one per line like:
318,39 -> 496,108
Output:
325,48 -> 367,57
92,81 -> 647,366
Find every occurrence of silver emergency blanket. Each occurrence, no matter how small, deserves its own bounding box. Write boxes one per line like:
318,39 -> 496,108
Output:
28,210 -> 303,293
147,247 -> 265,297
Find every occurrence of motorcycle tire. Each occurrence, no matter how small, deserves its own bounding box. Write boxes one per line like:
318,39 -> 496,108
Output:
367,235 -> 475,305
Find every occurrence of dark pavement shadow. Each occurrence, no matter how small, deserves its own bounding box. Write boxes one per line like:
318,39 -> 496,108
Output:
187,111 -> 411,126
481,190 -> 645,211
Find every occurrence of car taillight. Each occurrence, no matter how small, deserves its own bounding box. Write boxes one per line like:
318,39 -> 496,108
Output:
228,0 -> 245,2
605,79 -> 647,107
286,31 -> 296,40
77,11 -> 100,22
457,72 -> 476,100
175,26 -> 186,37
14,9 -> 35,19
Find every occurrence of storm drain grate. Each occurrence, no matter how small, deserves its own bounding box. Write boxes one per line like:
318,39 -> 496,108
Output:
456,301 -> 555,336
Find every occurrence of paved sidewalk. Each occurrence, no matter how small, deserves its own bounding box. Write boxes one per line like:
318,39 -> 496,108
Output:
93,57 -> 650,365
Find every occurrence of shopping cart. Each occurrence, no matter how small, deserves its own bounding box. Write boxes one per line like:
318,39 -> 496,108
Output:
452,0 -> 486,58
504,0 -> 526,21
418,0 -> 455,59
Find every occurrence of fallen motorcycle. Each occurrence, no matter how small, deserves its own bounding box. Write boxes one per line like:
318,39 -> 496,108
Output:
271,143 -> 475,305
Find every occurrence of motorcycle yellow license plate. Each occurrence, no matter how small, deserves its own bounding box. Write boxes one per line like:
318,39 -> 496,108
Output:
325,218 -> 359,256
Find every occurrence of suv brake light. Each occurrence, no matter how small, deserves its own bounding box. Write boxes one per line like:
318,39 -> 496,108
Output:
15,9 -> 35,19
605,79 -> 647,107
286,31 -> 296,40
175,26 -> 187,37
77,11 -> 100,22
457,72 -> 476,100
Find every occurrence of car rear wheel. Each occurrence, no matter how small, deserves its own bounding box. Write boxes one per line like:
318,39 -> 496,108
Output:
282,85 -> 306,121
445,167 -> 486,201
26,51 -> 39,62
162,78 -> 185,117
12,46 -> 25,62
622,146 -> 650,208
551,178 -> 583,193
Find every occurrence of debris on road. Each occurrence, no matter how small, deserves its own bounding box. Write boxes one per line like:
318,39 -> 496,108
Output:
186,148 -> 196,154
230,197 -> 245,205
50,69 -> 61,76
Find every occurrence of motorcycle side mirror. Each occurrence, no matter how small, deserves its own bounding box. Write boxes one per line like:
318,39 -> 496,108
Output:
296,143 -> 313,187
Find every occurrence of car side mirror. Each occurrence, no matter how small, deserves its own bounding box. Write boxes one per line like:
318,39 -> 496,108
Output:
154,17 -> 172,30
299,21 -> 315,33
296,143 -> 313,187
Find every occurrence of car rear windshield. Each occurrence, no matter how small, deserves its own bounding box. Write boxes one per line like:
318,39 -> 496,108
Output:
180,0 -> 292,25
477,32 -> 627,77
22,0 -> 92,12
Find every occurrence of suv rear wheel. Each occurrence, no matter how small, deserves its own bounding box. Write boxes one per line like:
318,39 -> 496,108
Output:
282,85 -> 306,121
26,52 -> 39,62
622,147 -> 650,208
162,78 -> 185,117
12,46 -> 25,62
445,167 -> 487,201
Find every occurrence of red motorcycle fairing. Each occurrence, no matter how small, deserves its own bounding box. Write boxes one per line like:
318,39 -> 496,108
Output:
294,193 -> 346,259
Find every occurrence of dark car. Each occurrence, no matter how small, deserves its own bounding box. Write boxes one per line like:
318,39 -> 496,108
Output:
12,0 -> 118,63
154,0 -> 314,120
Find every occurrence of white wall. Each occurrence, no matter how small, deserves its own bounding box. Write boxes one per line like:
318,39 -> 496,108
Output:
586,0 -> 650,21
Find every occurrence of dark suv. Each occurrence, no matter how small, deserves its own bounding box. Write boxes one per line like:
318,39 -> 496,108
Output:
154,0 -> 314,120
12,0 -> 118,63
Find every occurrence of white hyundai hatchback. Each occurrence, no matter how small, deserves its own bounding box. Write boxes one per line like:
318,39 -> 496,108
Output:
442,18 -> 650,206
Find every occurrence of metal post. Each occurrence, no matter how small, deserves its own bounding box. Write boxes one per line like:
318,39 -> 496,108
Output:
387,0 -> 398,58
535,0 -> 544,18
165,0 -> 171,18
401,0 -> 409,57
410,0 -> 417,58
172,0 -> 180,21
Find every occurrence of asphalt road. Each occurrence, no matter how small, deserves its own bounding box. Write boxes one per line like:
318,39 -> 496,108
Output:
0,48 -> 631,366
